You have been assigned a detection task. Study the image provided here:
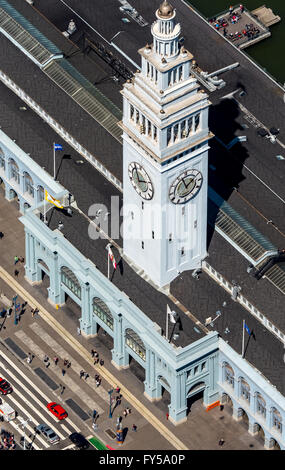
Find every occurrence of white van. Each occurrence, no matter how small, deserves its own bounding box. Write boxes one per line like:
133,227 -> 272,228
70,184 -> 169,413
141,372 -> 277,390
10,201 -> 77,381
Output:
0,401 -> 16,421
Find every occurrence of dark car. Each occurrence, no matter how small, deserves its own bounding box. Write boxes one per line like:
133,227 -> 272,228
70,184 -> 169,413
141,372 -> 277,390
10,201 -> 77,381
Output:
69,432 -> 89,449
0,378 -> 13,395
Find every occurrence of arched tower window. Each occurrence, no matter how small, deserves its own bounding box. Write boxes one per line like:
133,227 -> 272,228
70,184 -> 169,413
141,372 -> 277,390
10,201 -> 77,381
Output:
61,266 -> 81,299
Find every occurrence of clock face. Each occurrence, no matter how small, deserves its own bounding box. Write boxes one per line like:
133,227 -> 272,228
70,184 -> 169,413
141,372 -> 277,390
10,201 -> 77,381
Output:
169,169 -> 203,204
128,162 -> 154,200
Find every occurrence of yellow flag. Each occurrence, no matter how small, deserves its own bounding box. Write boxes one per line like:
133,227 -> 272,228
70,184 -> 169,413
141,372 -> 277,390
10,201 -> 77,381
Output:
45,190 -> 63,209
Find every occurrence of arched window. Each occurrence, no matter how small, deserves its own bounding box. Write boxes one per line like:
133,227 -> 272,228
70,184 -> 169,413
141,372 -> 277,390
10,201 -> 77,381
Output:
272,408 -> 282,433
10,159 -> 20,184
224,363 -> 234,387
240,378 -> 250,403
61,266 -> 81,299
24,172 -> 34,197
125,328 -> 146,361
93,297 -> 113,330
256,393 -> 266,419
194,113 -> 200,132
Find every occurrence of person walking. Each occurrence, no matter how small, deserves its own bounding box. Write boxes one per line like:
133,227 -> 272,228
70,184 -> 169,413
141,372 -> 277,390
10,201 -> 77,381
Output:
91,349 -> 96,358
60,385 -> 65,395
54,357 -> 59,366
43,355 -> 49,363
132,424 -> 137,432
85,373 -> 89,381
80,370 -> 85,379
14,256 -> 19,265
62,369 -> 66,376
0,232 -> 4,239
219,438 -> 225,446
45,361 -> 50,368
166,412 -> 169,420
77,327 -> 81,335
14,269 -> 19,277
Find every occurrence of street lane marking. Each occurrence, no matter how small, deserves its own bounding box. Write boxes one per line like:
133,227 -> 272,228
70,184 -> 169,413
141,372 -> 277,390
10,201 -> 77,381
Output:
0,359 -> 66,440
15,328 -> 104,415
0,350 -> 77,436
0,266 -> 187,450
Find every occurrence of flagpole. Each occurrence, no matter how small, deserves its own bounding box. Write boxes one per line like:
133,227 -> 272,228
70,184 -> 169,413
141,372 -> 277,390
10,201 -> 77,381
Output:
166,308 -> 168,342
242,319 -> 245,358
107,246 -> 110,280
43,191 -> 46,224
53,143 -> 56,180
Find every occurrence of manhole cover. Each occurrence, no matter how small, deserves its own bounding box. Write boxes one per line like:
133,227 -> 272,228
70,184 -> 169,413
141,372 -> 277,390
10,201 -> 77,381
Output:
105,428 -> 116,440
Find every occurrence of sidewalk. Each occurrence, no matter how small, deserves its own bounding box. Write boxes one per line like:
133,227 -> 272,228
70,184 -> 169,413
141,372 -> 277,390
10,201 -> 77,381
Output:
0,195 -> 264,450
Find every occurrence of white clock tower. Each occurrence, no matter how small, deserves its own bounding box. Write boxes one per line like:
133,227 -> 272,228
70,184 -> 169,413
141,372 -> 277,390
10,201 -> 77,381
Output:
119,1 -> 213,288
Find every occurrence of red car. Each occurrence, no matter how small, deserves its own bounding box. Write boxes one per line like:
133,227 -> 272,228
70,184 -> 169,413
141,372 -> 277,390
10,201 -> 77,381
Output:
0,378 -> 13,395
47,402 -> 68,420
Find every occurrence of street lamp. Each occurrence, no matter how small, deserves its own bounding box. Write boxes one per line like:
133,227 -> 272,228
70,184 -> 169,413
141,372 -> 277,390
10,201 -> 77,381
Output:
108,389 -> 114,418
19,417 -> 31,450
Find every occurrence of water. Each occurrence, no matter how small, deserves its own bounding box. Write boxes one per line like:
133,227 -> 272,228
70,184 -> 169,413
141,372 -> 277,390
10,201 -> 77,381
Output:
188,1 -> 285,85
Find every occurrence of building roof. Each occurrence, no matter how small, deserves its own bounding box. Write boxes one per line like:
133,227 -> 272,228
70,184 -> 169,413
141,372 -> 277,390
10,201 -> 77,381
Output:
1,0 -> 285,392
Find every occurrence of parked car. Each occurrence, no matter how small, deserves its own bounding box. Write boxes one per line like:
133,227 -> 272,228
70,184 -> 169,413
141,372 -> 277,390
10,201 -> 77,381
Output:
35,423 -> 60,445
46,402 -> 68,420
0,378 -> 13,395
69,432 -> 89,449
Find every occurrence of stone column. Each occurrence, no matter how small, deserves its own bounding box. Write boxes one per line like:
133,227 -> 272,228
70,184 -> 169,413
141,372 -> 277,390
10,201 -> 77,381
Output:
80,282 -> 96,337
168,372 -> 187,425
144,349 -> 160,401
47,251 -> 65,307
111,313 -> 129,369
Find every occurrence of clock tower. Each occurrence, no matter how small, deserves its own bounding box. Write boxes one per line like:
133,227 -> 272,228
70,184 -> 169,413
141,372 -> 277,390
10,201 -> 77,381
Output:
119,1 -> 213,288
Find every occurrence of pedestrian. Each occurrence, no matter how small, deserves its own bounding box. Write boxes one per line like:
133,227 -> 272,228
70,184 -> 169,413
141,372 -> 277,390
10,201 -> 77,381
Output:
67,361 -> 71,369
123,409 -> 127,418
91,349 -> 96,358
85,373 -> 89,381
54,357 -> 59,365
93,410 -> 97,420
99,359 -> 104,366
0,232 -> 4,239
45,361 -> 50,368
60,385 -> 65,395
20,257 -> 24,263
14,269 -> 19,277
62,369 -> 66,376
229,5 -> 234,15
94,358 -> 99,365
43,355 -> 49,363
240,4 -> 244,13
126,407 -> 131,415
14,256 -> 19,265
80,370 -> 85,379
220,404 -> 224,411
219,438 -> 225,446
77,327 -> 81,335
166,412 -> 169,420
115,386 -> 120,393
7,308 -> 12,317
27,354 -> 32,364
132,424 -> 137,432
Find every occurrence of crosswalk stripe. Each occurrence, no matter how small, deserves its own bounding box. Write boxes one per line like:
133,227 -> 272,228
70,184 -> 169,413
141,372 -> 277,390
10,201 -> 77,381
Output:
29,323 -> 110,402
2,394 -> 50,447
0,360 -> 66,440
15,329 -> 104,415
9,420 -> 41,450
0,351 -> 76,436
29,322 -> 110,405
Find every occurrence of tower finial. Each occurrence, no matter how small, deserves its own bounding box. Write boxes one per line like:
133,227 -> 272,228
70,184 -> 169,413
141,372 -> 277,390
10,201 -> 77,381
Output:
157,0 -> 174,18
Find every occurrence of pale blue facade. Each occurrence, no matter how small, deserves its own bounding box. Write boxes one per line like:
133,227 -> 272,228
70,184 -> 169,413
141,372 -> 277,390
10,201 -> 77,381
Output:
0,130 -> 66,213
22,207 -> 220,425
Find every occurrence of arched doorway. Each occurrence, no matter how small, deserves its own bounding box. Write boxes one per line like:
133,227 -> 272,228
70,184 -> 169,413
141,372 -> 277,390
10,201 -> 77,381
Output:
125,328 -> 146,383
37,259 -> 50,296
157,375 -> 171,410
221,392 -> 233,416
92,297 -> 114,354
23,172 -> 34,198
269,438 -> 281,451
0,177 -> 5,196
187,381 -> 206,414
9,159 -> 20,185
238,408 -> 249,430
253,423 -> 265,446
60,266 -> 82,321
